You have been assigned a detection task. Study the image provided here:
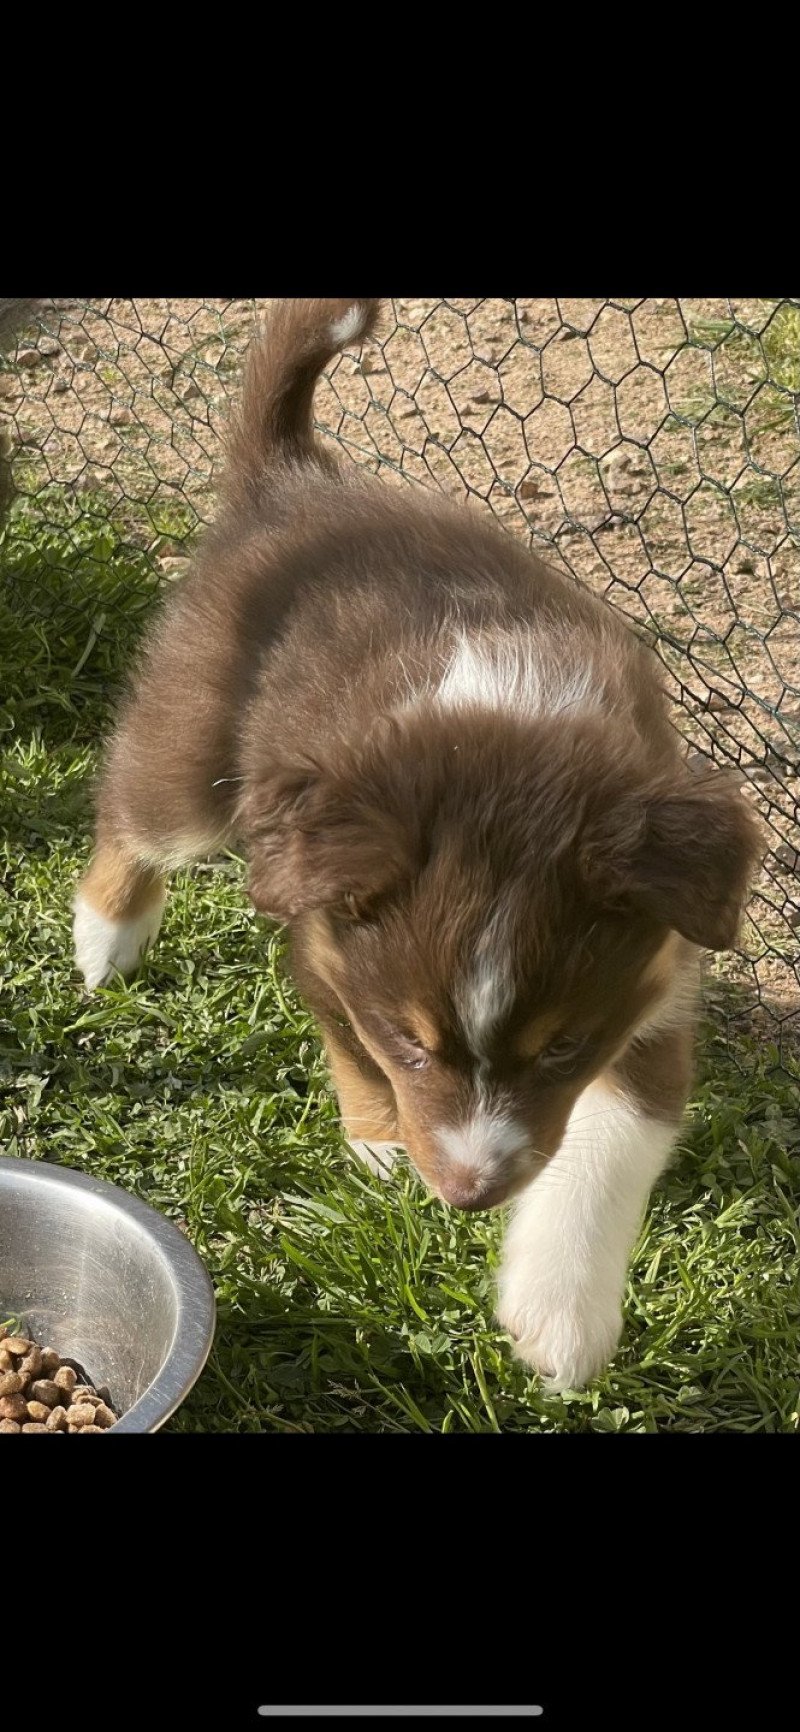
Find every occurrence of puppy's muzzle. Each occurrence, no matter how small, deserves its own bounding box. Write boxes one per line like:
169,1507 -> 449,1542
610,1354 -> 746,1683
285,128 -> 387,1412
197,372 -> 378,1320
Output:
435,1165 -> 516,1211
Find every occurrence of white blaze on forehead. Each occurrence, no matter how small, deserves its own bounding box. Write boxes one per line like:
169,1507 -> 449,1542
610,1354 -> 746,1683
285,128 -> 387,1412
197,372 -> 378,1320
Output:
436,627 -> 600,720
457,907 -> 515,1060
437,1100 -> 529,1176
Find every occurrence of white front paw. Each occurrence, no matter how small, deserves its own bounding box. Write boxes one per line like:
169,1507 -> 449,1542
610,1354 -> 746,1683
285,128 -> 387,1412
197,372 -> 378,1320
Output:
496,1282 -> 623,1392
73,893 -> 165,990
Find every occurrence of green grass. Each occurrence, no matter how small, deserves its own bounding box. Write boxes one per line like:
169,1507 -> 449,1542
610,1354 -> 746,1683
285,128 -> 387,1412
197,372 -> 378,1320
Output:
2,505 -> 799,1432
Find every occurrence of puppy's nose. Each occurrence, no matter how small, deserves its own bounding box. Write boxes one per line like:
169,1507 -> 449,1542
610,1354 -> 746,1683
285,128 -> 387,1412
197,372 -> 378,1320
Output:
437,1166 -> 504,1211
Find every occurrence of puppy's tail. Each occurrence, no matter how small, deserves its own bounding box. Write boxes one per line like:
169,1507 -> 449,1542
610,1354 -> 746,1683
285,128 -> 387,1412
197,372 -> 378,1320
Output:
224,298 -> 382,489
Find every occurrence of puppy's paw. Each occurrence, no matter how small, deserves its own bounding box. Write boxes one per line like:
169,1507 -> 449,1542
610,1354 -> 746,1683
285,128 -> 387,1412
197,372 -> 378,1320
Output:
348,1139 -> 403,1181
73,892 -> 165,990
496,1285 -> 623,1393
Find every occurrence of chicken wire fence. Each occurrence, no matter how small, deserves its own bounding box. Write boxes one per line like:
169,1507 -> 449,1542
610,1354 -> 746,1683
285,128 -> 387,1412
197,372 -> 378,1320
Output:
1,297 -> 799,1054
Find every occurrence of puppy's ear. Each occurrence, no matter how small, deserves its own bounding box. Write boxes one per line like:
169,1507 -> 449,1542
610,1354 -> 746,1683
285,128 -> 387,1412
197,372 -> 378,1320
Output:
583,766 -> 762,950
240,763 -> 417,922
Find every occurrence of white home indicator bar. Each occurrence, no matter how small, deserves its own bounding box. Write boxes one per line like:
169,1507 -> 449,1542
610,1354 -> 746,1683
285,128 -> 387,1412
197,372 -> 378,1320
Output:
257,1711 -> 544,1719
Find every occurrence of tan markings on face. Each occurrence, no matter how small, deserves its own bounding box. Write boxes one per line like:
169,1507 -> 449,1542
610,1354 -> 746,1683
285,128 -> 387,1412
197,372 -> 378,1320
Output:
402,1005 -> 441,1053
511,1010 -> 562,1060
586,1070 -> 626,1108
323,1029 -> 399,1140
640,930 -> 683,995
611,1024 -> 694,1123
304,910 -> 343,994
80,844 -> 164,922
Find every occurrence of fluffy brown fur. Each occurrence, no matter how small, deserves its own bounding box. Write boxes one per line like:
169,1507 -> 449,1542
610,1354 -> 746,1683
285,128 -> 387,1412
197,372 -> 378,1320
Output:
74,298 -> 762,1381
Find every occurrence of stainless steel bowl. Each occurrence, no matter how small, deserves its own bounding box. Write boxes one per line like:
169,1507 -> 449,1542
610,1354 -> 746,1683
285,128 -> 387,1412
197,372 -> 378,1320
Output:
0,1157 -> 216,1432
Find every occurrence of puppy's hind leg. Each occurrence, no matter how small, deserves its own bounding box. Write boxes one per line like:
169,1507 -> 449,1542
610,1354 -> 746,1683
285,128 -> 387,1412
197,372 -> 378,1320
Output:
73,838 -> 168,990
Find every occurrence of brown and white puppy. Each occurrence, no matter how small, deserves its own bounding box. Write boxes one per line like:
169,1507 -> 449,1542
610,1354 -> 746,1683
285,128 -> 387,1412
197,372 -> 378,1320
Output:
73,298 -> 762,1391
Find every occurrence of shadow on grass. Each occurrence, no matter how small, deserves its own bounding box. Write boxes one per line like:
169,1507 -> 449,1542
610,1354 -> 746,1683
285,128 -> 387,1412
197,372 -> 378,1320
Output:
705,974 -> 800,1069
0,501 -> 165,870
175,1292 -> 464,1435
1,497 -> 163,748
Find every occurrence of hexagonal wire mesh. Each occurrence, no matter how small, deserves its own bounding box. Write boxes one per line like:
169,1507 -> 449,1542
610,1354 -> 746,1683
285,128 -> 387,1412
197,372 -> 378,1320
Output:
1,297 -> 798,1055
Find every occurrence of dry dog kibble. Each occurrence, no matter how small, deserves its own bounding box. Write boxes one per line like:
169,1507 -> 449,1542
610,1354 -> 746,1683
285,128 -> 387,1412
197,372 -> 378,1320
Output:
0,1328 -> 118,1433
66,1403 -> 98,1429
29,1378 -> 60,1409
2,1337 -> 31,1357
0,1393 -> 27,1422
19,1345 -> 42,1381
26,1400 -> 53,1423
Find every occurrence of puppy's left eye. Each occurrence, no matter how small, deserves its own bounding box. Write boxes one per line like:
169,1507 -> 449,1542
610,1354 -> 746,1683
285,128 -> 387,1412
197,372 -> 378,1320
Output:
363,1011 -> 431,1071
340,891 -> 375,922
539,1036 -> 586,1073
395,1035 -> 430,1071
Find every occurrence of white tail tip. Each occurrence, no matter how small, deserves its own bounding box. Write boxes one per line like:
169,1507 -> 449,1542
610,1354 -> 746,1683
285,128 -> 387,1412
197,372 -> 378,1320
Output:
329,304 -> 368,348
